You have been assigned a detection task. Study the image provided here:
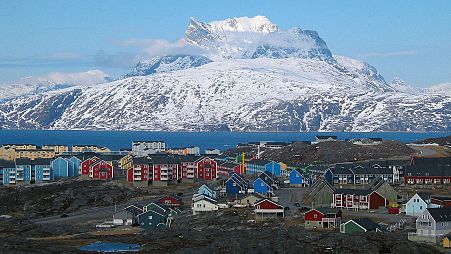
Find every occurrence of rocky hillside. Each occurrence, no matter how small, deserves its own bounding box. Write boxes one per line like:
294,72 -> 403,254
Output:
262,140 -> 415,164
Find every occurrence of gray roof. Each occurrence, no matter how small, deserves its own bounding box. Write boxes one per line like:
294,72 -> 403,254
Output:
316,208 -> 341,215
15,158 -> 32,165
427,207 -> 451,222
335,188 -> 372,196
0,159 -> 15,168
351,218 -> 381,231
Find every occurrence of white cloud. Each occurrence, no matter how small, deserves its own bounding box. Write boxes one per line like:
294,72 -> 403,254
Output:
426,82 -> 451,95
118,38 -> 206,59
15,70 -> 110,86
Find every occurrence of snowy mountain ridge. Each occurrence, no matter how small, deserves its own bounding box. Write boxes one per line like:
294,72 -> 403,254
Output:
0,16 -> 449,132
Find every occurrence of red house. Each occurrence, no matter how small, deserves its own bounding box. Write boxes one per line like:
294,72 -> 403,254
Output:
218,162 -> 242,176
431,196 -> 451,208
180,156 -> 201,181
81,156 -> 100,175
127,157 -> 151,187
150,156 -> 180,186
254,198 -> 284,220
196,156 -> 217,181
89,159 -> 113,180
304,208 -> 342,229
332,189 -> 387,210
158,195 -> 183,207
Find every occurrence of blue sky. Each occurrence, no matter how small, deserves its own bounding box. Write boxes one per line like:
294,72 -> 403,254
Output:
0,0 -> 450,87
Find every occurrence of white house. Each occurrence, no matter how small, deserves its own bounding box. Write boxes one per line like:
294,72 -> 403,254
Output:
132,141 -> 166,156
192,194 -> 219,215
405,193 -> 439,217
409,207 -> 451,243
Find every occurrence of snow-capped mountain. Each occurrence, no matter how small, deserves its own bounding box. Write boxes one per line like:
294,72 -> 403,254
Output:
0,70 -> 110,101
185,16 -> 333,61
123,55 -> 212,78
0,16 -> 449,132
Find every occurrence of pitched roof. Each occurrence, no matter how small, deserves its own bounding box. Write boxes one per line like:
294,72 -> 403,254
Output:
350,218 -> 381,231
124,204 -> 144,215
427,207 -> 451,222
192,194 -> 217,203
335,188 -> 372,196
430,196 -> 451,202
330,167 -> 353,175
315,208 -> 341,215
254,198 -> 284,208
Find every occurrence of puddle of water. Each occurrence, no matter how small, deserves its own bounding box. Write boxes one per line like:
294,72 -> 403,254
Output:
79,241 -> 141,252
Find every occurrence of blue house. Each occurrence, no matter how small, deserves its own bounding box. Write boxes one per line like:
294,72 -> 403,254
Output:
325,167 -> 354,185
15,158 -> 33,184
51,156 -> 79,179
246,159 -> 282,176
33,158 -> 52,183
253,176 -> 274,196
225,173 -> 249,194
0,160 -> 16,185
137,209 -> 170,230
289,169 -> 306,187
69,156 -> 81,176
196,184 -> 217,199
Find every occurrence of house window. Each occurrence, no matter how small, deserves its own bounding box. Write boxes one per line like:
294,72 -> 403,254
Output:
313,214 -> 317,218
148,216 -> 153,220
261,182 -> 265,187
420,206 -> 422,209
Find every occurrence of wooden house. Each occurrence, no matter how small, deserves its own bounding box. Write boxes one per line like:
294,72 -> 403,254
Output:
308,180 -> 336,208
192,194 -> 218,215
225,173 -> 248,194
304,208 -> 342,230
340,218 -> 382,233
332,188 -> 387,210
409,207 -> 451,244
158,195 -> 183,207
254,198 -> 284,220
112,205 -> 143,225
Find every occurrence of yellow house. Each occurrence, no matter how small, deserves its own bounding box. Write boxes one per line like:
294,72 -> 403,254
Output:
443,234 -> 451,248
15,149 -> 55,159
2,144 -> 37,150
119,154 -> 133,171
72,145 -> 111,153
0,146 -> 18,160
42,145 -> 69,154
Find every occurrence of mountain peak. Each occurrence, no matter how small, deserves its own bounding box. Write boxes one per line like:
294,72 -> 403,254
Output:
207,16 -> 278,33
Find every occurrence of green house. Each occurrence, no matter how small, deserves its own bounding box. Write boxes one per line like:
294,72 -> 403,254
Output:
340,218 -> 382,234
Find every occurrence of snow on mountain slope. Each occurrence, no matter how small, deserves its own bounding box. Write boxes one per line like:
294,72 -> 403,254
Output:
0,16 -> 449,132
427,82 -> 451,95
0,58 -> 449,131
0,70 -> 110,101
123,55 -> 212,78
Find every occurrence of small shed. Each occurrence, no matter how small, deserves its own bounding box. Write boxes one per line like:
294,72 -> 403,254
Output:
443,233 -> 451,248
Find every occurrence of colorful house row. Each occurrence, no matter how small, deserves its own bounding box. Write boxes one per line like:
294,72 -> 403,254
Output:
309,178 -> 397,210
127,155 -> 218,187
325,165 -> 395,185
404,157 -> 451,185
245,159 -> 284,176
1,158 -> 52,185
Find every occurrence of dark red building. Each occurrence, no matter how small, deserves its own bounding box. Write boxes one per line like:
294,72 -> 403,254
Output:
304,208 -> 342,229
158,195 -> 183,207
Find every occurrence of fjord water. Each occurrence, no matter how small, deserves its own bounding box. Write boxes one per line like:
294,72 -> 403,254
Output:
0,130 -> 449,152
